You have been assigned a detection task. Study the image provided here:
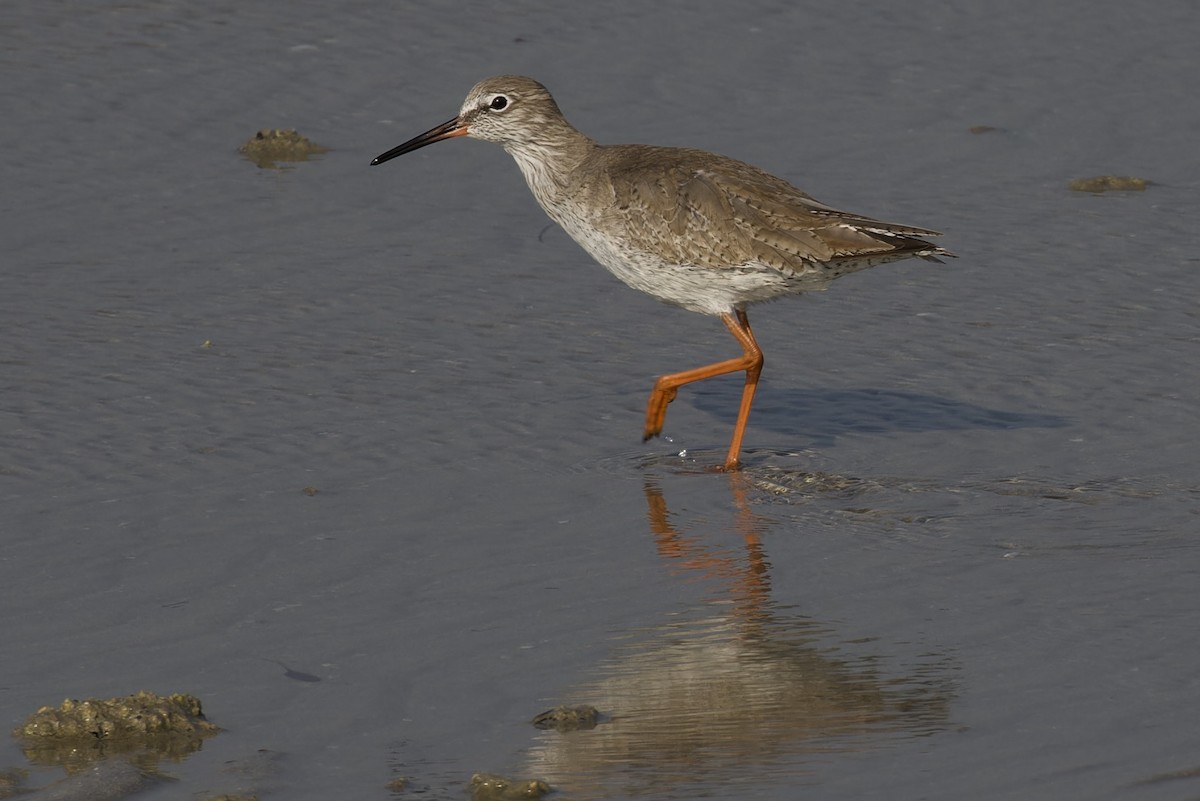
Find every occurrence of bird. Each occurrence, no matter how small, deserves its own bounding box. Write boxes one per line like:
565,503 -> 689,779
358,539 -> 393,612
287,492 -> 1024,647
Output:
372,76 -> 953,471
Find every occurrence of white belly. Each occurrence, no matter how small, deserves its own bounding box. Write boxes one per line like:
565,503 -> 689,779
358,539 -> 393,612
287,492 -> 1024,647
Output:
554,213 -> 812,316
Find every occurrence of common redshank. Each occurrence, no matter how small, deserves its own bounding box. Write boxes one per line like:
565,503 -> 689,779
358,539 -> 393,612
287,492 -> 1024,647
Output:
372,76 -> 952,470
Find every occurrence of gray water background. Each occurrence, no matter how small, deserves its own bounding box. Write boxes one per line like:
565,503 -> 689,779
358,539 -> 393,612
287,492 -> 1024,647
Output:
3,2 -> 1199,799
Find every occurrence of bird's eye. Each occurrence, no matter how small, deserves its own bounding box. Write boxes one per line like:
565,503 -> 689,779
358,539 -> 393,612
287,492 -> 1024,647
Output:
489,95 -> 509,111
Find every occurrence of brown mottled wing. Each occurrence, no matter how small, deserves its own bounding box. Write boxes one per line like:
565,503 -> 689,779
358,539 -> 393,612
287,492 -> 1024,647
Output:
604,146 -> 950,274
609,159 -> 765,270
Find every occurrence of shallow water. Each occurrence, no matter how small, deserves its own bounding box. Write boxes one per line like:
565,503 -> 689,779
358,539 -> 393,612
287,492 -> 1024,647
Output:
3,2 -> 1199,800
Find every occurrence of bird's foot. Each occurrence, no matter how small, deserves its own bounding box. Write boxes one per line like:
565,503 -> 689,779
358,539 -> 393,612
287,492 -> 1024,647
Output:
642,386 -> 678,441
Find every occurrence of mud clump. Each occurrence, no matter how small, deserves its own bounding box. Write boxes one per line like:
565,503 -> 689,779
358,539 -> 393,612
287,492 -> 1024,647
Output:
13,691 -> 219,767
239,128 -> 329,169
469,772 -> 551,801
15,691 -> 218,741
1069,175 -> 1150,193
530,704 -> 600,732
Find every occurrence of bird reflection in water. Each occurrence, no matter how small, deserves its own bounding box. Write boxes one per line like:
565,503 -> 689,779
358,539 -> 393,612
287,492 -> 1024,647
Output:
524,473 -> 953,798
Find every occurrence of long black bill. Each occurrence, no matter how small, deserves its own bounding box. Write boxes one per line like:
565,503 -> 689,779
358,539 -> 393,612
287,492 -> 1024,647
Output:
370,117 -> 469,165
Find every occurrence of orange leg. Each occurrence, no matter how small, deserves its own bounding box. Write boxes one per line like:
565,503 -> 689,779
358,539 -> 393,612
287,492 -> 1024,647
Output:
643,309 -> 764,471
